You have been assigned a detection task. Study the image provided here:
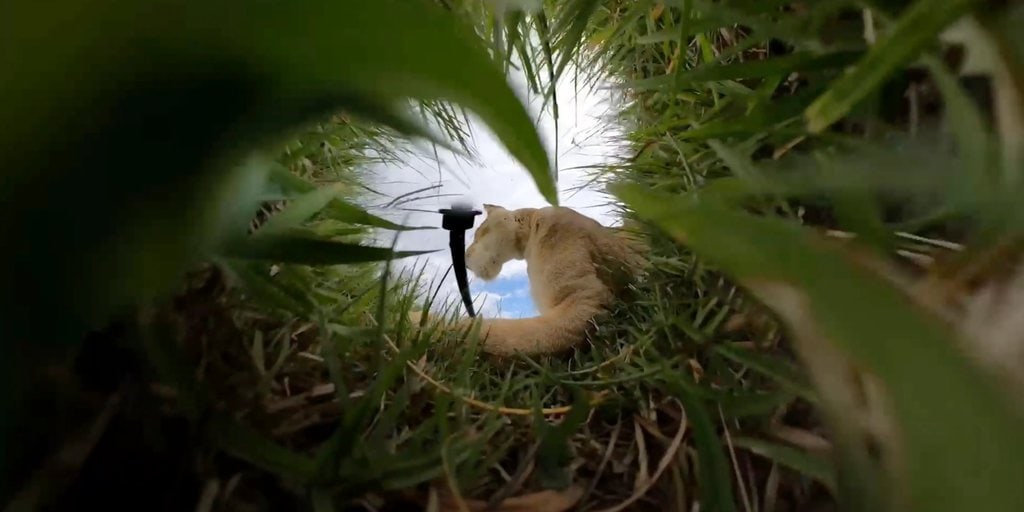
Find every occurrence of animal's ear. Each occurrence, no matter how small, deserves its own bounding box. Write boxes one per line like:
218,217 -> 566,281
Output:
483,203 -> 505,213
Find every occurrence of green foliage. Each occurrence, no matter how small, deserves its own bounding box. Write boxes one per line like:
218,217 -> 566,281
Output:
9,0 -> 1024,510
730,436 -> 836,494
1,0 -> 559,496
616,182 -> 1024,510
0,0 -> 555,344
805,0 -> 978,132
535,0 -> 1024,510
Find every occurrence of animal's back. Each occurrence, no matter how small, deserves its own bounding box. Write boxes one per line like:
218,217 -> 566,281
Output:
527,207 -> 645,315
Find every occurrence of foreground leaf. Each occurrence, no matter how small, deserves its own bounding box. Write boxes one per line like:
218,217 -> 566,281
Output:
675,51 -> 863,88
258,183 -> 350,234
731,437 -> 837,494
805,0 -> 978,132
614,182 -> 1024,511
534,388 -> 591,489
207,415 -> 317,483
1,0 -> 552,346
223,233 -> 434,265
663,378 -> 737,512
714,344 -> 815,402
266,165 -> 432,231
259,180 -> 431,234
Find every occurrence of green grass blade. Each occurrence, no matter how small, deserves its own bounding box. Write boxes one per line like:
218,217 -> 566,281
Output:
1,0 -> 556,344
731,437 -> 837,494
258,183 -> 347,234
713,345 -> 815,402
206,0 -> 557,203
534,387 -> 591,489
673,0 -> 694,89
552,0 -> 603,82
676,51 -> 864,87
922,54 -> 995,181
220,259 -> 316,315
716,390 -> 795,419
267,163 -> 321,194
638,18 -> 726,45
613,182 -> 1024,511
223,233 -> 435,265
207,414 -> 317,483
310,488 -> 336,512
664,379 -> 738,512
265,167 -> 432,231
805,0 -> 978,132
317,199 -> 433,232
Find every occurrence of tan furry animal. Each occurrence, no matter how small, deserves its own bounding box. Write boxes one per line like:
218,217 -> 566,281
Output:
419,204 -> 645,357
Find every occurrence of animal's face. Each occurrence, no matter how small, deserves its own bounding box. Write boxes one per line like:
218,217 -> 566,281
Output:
466,204 -> 521,281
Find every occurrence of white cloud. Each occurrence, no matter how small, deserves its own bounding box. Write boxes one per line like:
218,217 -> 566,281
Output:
473,290 -> 506,318
494,260 -> 528,279
506,285 -> 531,299
362,64 -> 624,316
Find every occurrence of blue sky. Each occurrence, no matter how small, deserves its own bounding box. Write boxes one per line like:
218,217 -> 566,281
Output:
472,273 -> 538,318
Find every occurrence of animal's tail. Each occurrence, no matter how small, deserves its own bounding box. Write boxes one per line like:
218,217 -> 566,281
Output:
414,299 -> 602,357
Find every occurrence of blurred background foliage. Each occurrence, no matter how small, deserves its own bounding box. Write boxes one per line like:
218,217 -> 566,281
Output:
3,0 -> 1024,511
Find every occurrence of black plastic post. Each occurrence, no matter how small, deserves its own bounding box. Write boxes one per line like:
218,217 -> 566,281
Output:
438,206 -> 482,316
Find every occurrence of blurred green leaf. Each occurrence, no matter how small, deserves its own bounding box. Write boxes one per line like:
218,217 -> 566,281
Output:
664,379 -> 737,512
208,414 -> 317,483
673,0 -> 694,89
638,19 -> 726,45
670,89 -> 819,141
377,431 -> 482,491
140,309 -> 206,419
731,437 -> 837,494
258,183 -> 349,234
534,388 -> 591,490
717,390 -> 796,419
552,0 -> 603,81
221,259 -> 316,315
716,344 -> 811,403
318,200 -> 432,232
805,0 -> 978,132
676,50 -> 863,87
1,0 -> 553,345
310,488 -> 336,512
268,163 -> 322,194
223,233 -> 434,266
266,166 -> 432,231
259,181 -> 431,235
614,182 -> 1024,511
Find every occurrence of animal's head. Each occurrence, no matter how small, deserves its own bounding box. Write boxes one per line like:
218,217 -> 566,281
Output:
466,204 -> 527,281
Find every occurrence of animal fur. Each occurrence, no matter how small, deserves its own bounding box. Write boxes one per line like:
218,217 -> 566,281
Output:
417,204 -> 646,357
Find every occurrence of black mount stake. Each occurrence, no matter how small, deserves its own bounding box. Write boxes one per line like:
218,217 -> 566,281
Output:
439,205 -> 482,316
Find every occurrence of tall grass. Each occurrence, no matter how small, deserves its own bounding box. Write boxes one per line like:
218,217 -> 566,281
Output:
543,1 -> 1024,511
0,0 -> 553,503
4,0 -> 1024,511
